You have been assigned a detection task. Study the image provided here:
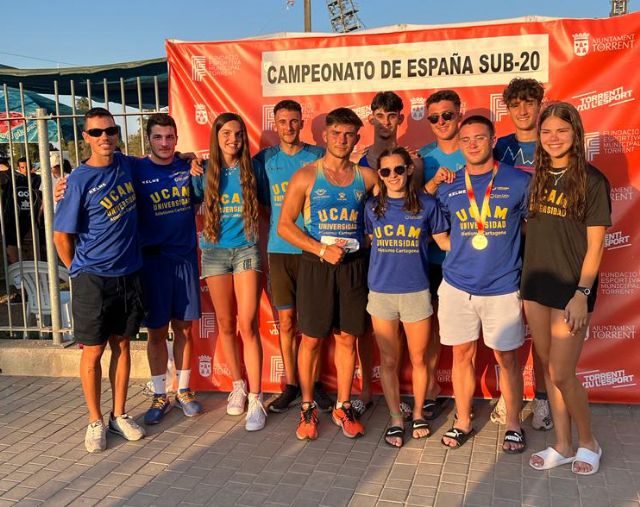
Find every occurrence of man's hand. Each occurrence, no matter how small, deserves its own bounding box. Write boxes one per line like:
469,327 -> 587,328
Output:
425,167 -> 456,195
190,158 -> 204,177
321,244 -> 345,265
54,177 -> 68,203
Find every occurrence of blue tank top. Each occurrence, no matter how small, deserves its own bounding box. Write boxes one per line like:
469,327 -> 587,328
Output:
305,161 -> 367,246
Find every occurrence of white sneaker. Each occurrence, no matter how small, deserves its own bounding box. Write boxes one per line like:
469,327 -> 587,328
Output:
490,395 -> 507,425
246,393 -> 267,431
108,414 -> 146,441
85,419 -> 106,453
531,398 -> 554,430
227,379 -> 247,416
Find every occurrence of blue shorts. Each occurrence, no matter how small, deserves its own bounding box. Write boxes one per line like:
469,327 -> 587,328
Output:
200,244 -> 262,278
141,250 -> 201,329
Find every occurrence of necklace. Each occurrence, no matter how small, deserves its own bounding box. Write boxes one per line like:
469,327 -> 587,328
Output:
548,167 -> 568,186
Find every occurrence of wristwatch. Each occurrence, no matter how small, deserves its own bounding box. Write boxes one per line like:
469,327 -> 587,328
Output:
576,286 -> 591,296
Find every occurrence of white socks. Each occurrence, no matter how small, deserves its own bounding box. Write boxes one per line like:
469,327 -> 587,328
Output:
176,370 -> 191,391
151,374 -> 166,396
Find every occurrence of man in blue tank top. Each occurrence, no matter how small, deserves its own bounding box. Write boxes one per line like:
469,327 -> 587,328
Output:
54,108 -> 146,453
492,78 -> 552,431
252,100 -> 331,414
279,107 -> 378,441
417,90 -> 465,419
437,115 -> 530,454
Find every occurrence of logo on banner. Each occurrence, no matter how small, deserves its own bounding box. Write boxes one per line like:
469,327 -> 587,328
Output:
436,369 -> 452,384
600,271 -> 640,295
610,185 -> 634,201
584,132 -> 600,161
191,56 -> 207,81
266,319 -> 279,336
602,128 -> 640,154
579,369 -> 635,389
270,356 -> 285,383
262,104 -> 275,131
605,230 -> 631,250
199,312 -> 216,339
489,93 -> 508,123
574,86 -> 634,112
198,355 -> 212,377
410,97 -> 426,121
348,104 -> 372,120
495,364 -> 534,391
586,325 -> 636,341
573,33 -> 590,56
195,104 -> 209,125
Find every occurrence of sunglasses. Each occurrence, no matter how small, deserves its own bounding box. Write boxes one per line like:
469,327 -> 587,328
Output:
85,126 -> 119,137
378,165 -> 407,178
426,111 -> 456,124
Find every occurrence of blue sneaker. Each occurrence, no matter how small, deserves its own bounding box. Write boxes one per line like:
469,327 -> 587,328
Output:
175,389 -> 203,417
144,394 -> 172,425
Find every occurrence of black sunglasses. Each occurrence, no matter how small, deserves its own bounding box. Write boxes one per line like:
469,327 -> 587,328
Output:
378,165 -> 407,177
85,126 -> 119,137
426,111 -> 456,124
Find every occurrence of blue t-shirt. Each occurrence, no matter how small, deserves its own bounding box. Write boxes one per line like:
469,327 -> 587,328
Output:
365,193 -> 448,294
418,142 -> 466,265
191,161 -> 255,249
305,163 -> 367,245
437,163 -> 530,296
132,157 -> 197,256
494,134 -> 536,174
358,153 -> 372,168
253,143 -> 324,254
54,152 -> 142,277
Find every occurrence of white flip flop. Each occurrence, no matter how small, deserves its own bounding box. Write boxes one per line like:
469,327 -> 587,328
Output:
572,446 -> 602,475
529,446 -> 575,470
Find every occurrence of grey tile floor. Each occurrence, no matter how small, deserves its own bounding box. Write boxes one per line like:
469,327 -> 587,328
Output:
0,376 -> 638,506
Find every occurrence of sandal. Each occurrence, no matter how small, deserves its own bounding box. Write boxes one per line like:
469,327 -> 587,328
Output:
352,399 -> 373,420
423,398 -> 447,420
502,429 -> 526,454
529,446 -> 575,470
411,419 -> 431,439
572,446 -> 602,475
384,426 -> 404,448
441,427 -> 475,449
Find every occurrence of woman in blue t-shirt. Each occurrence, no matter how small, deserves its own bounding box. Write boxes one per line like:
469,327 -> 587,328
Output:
364,147 -> 450,447
194,113 -> 266,431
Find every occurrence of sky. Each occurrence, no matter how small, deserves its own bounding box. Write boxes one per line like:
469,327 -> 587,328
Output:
2,0 -> 637,69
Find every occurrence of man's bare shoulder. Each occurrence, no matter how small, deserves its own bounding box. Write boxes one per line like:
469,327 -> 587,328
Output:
358,165 -> 378,190
291,163 -> 318,184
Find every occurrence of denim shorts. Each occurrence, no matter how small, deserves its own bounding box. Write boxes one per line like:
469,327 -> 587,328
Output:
200,244 -> 262,278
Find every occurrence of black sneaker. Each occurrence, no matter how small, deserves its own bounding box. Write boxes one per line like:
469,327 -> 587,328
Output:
268,384 -> 301,413
313,381 -> 334,412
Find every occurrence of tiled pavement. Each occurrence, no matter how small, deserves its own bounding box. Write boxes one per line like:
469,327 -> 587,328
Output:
0,376 -> 639,507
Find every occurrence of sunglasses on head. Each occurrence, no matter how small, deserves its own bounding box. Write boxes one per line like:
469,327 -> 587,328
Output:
378,165 -> 407,178
426,111 -> 456,124
85,126 -> 119,137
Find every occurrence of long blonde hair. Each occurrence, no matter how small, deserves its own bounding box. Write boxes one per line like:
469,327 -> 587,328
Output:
203,113 -> 259,243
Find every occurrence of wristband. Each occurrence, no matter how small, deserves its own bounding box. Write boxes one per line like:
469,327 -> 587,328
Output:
319,244 -> 327,260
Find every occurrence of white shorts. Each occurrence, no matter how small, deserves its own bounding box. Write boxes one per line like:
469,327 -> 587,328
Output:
437,279 -> 525,351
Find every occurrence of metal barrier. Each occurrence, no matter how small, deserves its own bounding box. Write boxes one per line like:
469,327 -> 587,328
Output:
0,78 -> 163,344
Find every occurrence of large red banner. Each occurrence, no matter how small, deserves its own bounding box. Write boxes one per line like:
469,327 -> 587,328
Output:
167,13 -> 640,403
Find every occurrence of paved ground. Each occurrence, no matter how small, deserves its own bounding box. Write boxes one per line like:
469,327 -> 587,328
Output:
0,376 -> 639,507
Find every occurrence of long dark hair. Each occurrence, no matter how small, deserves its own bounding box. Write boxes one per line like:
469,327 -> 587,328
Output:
203,113 -> 259,243
373,147 -> 422,219
530,102 -> 588,220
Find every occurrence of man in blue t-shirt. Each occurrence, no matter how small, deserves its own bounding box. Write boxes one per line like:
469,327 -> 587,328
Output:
417,89 -> 465,419
492,78 -> 552,431
135,114 -> 203,425
437,115 -> 530,454
252,100 -> 329,414
54,108 -> 146,453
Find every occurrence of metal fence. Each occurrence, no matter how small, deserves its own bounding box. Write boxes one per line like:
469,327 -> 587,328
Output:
0,78 -> 163,345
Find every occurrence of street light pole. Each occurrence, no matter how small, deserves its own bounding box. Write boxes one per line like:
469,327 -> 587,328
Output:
304,0 -> 312,32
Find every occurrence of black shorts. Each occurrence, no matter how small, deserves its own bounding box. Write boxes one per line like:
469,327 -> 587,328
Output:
268,253 -> 300,310
4,213 -> 32,247
428,263 -> 443,301
71,272 -> 145,346
297,250 -> 368,339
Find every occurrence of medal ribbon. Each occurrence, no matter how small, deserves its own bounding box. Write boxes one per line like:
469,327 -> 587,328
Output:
464,161 -> 499,236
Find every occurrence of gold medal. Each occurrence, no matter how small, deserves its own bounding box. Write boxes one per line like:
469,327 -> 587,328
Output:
471,234 -> 488,250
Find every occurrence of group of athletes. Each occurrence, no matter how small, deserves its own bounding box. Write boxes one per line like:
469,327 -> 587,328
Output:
52,77 -> 610,476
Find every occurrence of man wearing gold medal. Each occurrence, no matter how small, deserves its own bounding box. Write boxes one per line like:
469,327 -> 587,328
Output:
435,115 -> 531,453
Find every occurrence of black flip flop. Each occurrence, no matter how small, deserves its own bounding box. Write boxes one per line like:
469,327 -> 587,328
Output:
441,427 -> 475,449
384,426 -> 404,448
422,398 -> 447,420
411,419 -> 431,439
502,429 -> 526,454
